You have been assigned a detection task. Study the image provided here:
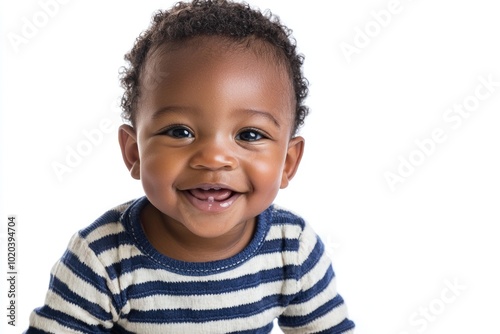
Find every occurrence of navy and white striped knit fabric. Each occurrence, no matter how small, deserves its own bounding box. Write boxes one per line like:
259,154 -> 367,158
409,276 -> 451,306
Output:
26,197 -> 355,333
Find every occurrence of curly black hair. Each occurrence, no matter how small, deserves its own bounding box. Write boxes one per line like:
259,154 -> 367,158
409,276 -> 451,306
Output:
119,0 -> 309,135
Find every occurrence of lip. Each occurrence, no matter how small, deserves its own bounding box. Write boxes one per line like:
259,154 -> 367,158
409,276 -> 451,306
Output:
185,183 -> 238,192
180,183 -> 242,213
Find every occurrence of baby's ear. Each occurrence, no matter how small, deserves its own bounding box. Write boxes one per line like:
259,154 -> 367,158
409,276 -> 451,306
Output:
118,124 -> 140,179
280,136 -> 305,189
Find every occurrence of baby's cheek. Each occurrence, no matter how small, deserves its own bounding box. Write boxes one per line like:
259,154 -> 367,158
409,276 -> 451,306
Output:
249,162 -> 282,195
140,161 -> 168,195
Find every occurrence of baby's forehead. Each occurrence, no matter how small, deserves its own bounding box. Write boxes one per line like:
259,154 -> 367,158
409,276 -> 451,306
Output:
146,35 -> 291,74
142,36 -> 295,99
137,36 -> 296,129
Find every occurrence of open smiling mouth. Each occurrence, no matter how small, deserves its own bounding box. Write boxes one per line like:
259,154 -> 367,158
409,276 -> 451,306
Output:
183,186 -> 241,212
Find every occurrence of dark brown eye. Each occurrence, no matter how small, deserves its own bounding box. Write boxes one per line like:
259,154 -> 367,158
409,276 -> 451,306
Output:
237,129 -> 264,142
165,126 -> 193,138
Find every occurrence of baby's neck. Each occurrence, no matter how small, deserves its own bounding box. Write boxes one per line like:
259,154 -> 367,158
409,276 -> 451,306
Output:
140,203 -> 256,262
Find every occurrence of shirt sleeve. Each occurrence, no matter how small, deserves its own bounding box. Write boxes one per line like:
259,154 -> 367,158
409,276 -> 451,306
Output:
25,233 -> 119,333
278,224 -> 355,334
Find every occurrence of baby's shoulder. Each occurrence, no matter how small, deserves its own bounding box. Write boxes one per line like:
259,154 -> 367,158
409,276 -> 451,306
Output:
78,199 -> 135,240
265,205 -> 316,244
268,204 -> 306,226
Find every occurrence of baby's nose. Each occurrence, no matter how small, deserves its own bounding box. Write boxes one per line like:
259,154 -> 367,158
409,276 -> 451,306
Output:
188,138 -> 238,171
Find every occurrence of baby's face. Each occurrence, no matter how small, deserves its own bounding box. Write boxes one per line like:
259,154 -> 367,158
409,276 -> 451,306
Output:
120,37 -> 304,239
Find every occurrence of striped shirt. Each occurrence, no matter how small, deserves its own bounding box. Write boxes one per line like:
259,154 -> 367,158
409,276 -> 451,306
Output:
26,197 -> 355,333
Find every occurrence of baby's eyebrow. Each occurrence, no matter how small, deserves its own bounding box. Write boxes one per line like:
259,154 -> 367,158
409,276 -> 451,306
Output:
152,106 -> 281,128
239,108 -> 280,128
152,106 -> 193,120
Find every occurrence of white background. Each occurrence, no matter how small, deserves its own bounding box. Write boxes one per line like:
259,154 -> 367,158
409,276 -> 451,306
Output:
1,0 -> 499,333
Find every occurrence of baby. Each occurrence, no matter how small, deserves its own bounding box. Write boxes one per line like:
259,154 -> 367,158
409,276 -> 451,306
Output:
26,0 -> 355,333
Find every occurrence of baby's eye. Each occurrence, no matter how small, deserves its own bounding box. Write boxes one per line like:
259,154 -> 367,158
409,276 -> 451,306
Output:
236,129 -> 265,142
164,126 -> 194,138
